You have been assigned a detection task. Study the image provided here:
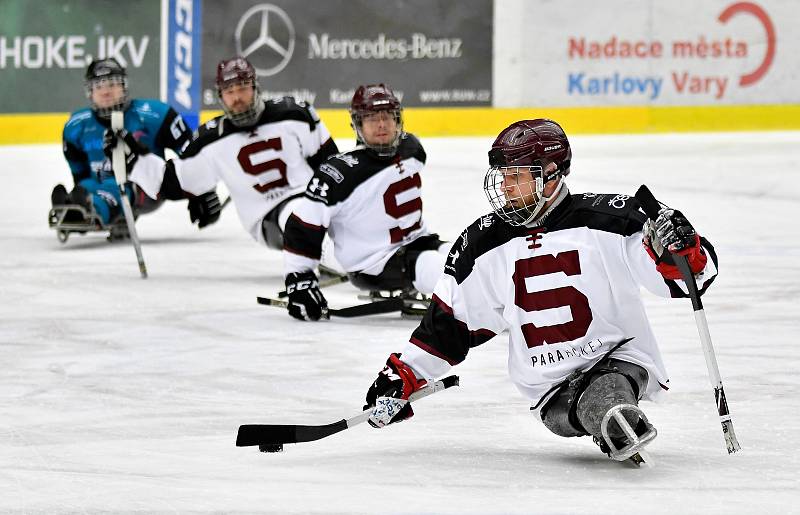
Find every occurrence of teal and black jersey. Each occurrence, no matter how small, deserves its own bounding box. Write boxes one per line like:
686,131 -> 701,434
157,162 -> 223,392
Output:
62,99 -> 192,186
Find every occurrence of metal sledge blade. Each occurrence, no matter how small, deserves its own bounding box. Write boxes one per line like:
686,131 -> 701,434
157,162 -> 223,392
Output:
601,403 -> 657,462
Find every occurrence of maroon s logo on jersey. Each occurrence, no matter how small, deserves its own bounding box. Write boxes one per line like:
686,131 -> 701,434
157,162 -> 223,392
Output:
237,137 -> 288,193
512,250 -> 593,348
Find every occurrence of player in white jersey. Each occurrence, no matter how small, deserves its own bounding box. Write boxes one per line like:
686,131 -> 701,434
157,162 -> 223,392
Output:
281,84 -> 449,321
361,119 -> 718,461
127,56 -> 339,248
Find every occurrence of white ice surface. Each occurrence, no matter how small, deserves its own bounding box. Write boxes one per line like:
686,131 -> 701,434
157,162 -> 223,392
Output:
1,132 -> 799,514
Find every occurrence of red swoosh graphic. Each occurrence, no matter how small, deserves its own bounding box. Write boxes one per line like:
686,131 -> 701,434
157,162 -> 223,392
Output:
719,2 -> 775,86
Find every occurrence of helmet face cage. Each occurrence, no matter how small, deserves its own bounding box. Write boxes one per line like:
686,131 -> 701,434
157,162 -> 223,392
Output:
484,165 -> 548,226
217,79 -> 264,127
216,57 -> 264,127
84,59 -> 129,119
350,84 -> 403,157
350,107 -> 403,157
485,119 -> 572,226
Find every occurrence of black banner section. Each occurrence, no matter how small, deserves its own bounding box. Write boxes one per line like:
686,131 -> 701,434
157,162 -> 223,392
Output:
201,0 -> 492,108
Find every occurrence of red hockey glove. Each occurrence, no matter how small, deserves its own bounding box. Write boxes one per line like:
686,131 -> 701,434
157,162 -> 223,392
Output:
364,353 -> 427,428
644,208 -> 707,280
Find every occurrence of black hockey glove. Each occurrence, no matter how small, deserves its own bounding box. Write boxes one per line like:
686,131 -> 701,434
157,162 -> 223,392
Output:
188,190 -> 222,229
644,207 -> 707,279
102,129 -> 149,173
285,271 -> 328,321
364,353 -> 427,428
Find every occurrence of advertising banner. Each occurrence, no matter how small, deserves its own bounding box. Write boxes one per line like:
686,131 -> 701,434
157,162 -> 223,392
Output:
200,0 -> 492,109
495,0 -> 800,106
165,0 -> 202,128
0,0 -> 161,113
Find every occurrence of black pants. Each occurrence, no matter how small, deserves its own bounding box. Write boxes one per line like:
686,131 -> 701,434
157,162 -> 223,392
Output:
260,194 -> 304,250
349,234 -> 445,292
539,357 -> 649,438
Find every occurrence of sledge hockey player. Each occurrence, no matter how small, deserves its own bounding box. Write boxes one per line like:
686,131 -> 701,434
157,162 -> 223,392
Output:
281,84 -> 449,321
50,58 -> 219,240
362,119 -> 719,462
125,56 -> 339,251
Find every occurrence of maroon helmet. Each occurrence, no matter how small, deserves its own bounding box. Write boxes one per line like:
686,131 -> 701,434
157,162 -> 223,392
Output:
488,119 -> 571,174
349,83 -> 403,156
215,56 -> 264,127
484,119 -> 572,226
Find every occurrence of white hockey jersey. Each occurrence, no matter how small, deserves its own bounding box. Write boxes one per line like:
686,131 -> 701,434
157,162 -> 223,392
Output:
131,97 -> 335,244
283,133 -> 430,276
397,192 -> 718,408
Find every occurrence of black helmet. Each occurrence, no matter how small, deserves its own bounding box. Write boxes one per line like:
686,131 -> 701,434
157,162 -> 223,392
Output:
84,58 -> 129,119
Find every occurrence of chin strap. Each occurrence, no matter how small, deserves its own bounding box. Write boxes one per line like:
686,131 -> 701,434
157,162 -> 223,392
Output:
526,182 -> 568,227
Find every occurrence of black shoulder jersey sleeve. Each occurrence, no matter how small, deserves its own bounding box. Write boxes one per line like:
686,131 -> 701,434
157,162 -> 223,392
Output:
397,132 -> 426,163
443,192 -> 647,285
548,192 -> 647,237
181,116 -> 228,158
444,213 -> 527,284
181,98 -> 324,159
154,107 -> 192,156
262,97 -> 320,129
303,132 -> 426,206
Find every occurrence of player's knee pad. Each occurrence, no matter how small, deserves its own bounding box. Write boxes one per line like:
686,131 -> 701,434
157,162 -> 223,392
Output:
262,195 -> 301,250
51,184 -> 69,206
351,234 -> 447,293
539,382 -> 588,438
261,216 -> 284,250
575,360 -> 648,439
132,185 -> 163,215
69,185 -> 91,209
576,372 -> 638,439
539,358 -> 648,439
350,250 -> 408,291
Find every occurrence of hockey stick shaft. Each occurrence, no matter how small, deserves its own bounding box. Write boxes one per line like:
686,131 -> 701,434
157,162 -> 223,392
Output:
236,375 -> 459,447
257,296 -> 404,318
111,111 -> 147,279
635,185 -> 740,453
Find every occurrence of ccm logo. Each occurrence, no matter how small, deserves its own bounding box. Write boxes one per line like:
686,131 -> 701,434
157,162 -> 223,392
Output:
173,0 -> 194,109
544,144 -> 561,151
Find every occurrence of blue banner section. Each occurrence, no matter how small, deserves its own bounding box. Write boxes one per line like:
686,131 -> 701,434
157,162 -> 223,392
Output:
166,0 -> 202,129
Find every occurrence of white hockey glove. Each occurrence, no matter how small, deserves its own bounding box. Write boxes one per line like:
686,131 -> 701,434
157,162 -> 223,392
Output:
364,353 -> 427,428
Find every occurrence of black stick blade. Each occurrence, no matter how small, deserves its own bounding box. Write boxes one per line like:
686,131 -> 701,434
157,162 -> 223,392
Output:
440,375 -> 459,388
236,420 -> 347,447
237,424 -> 296,447
332,298 -> 404,317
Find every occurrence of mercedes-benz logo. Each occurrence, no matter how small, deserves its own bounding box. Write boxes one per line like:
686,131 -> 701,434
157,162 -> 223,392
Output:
235,4 -> 295,77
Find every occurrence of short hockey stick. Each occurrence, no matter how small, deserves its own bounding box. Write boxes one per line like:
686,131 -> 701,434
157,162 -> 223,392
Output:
257,296 -> 404,318
236,375 -> 459,449
111,111 -> 147,279
635,185 -> 740,454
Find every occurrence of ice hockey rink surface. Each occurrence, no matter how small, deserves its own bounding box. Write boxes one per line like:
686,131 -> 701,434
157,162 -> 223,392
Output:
2,132 -> 799,513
